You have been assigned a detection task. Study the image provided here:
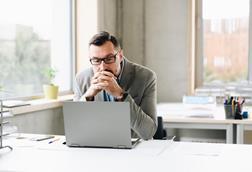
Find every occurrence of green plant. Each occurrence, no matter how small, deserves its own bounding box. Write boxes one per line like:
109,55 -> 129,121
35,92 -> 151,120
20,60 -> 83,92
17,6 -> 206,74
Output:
43,67 -> 57,85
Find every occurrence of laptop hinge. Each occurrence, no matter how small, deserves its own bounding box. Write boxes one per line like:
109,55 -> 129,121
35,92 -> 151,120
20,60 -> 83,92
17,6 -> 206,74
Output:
116,145 -> 128,149
69,143 -> 80,147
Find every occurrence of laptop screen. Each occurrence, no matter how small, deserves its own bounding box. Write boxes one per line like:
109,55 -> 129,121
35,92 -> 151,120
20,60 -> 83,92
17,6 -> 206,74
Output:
63,101 -> 136,149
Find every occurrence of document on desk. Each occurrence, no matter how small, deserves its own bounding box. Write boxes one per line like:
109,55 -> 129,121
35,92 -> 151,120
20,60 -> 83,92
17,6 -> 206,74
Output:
182,104 -> 215,118
2,100 -> 30,108
133,139 -> 175,157
184,108 -> 214,118
4,134 -> 37,148
157,103 -> 215,118
168,142 -> 223,157
4,134 -> 66,149
162,108 -> 214,118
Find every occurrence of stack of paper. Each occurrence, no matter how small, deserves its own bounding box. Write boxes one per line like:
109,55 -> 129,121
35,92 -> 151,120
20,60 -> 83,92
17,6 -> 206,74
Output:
2,100 -> 30,108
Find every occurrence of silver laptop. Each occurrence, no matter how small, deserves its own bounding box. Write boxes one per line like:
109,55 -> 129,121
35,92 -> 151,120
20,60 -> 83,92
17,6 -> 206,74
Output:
63,101 -> 140,149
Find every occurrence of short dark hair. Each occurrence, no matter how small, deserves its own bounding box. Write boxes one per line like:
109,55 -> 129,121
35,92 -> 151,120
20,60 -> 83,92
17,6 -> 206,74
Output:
89,31 -> 120,50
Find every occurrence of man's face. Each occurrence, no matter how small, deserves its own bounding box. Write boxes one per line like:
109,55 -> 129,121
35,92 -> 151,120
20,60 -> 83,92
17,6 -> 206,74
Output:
89,41 -> 123,76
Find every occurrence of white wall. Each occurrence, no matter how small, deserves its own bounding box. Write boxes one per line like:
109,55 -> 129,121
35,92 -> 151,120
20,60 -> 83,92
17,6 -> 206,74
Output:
7,108 -> 64,135
98,0 -> 189,102
145,0 -> 189,102
121,0 -> 145,65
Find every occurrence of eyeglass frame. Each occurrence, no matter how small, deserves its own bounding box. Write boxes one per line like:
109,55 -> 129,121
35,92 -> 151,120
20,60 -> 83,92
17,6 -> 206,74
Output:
89,52 -> 119,65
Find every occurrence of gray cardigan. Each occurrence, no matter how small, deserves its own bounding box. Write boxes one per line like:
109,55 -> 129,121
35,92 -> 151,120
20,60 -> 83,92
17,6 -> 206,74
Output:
73,58 -> 157,140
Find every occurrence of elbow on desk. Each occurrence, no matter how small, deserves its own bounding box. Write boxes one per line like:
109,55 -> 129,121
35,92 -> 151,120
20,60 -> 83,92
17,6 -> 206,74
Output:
137,122 -> 158,141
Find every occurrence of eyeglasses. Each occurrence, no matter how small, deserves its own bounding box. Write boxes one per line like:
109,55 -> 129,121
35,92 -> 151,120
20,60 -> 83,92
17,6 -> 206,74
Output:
90,52 -> 118,65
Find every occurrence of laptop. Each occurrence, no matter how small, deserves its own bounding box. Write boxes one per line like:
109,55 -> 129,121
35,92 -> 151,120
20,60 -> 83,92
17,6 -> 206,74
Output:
63,101 -> 140,149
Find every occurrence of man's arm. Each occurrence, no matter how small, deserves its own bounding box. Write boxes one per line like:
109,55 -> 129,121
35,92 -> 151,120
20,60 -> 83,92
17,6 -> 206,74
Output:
73,69 -> 103,101
127,75 -> 157,140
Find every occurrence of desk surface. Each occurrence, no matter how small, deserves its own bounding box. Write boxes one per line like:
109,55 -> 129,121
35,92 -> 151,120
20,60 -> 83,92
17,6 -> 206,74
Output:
157,103 -> 241,123
1,134 -> 252,172
158,103 -> 252,123
157,103 -> 252,144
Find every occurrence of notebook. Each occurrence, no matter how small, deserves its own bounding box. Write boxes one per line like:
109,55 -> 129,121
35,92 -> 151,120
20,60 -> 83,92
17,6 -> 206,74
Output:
63,101 -> 140,149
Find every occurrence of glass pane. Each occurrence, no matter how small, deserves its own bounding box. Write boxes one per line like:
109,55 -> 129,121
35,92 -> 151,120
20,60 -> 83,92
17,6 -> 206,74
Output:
202,0 -> 249,85
0,0 -> 71,98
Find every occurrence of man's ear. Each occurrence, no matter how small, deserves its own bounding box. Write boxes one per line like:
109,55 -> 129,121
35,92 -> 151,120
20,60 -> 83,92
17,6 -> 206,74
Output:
118,49 -> 124,61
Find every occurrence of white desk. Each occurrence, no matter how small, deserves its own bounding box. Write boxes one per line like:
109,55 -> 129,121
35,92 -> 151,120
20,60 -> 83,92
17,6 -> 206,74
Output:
157,103 -> 236,144
234,120 -> 252,144
1,134 -> 252,172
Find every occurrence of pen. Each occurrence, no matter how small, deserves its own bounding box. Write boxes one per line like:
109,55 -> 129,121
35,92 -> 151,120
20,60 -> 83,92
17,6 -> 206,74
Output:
241,98 -> 245,105
224,99 -> 228,105
35,136 -> 54,141
232,99 -> 235,113
48,138 -> 60,144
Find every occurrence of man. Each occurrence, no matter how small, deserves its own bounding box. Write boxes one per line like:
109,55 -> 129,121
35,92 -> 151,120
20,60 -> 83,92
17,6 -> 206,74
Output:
73,31 -> 157,140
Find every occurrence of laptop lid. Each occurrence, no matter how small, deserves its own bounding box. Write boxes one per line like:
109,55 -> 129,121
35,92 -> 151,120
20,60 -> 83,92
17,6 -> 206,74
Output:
63,101 -> 137,149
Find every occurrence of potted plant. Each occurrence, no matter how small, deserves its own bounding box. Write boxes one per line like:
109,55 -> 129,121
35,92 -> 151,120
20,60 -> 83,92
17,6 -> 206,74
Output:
43,67 -> 59,99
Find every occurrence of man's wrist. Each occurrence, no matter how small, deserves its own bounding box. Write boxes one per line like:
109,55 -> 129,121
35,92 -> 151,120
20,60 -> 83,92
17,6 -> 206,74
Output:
85,96 -> 94,101
115,91 -> 128,101
82,93 -> 94,101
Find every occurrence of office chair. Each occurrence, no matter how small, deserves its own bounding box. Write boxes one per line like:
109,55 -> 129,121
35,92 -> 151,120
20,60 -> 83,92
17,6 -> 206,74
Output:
153,116 -> 167,140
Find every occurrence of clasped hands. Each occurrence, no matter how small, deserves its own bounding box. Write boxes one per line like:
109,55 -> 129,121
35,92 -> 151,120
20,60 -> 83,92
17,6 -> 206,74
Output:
84,70 -> 123,100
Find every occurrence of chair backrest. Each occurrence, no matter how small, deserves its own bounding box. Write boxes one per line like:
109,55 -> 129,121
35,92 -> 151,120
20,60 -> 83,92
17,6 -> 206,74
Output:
153,116 -> 167,140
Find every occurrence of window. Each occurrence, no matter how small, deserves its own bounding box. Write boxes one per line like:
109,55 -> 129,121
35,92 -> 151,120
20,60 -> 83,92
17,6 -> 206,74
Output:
0,0 -> 72,98
196,0 -> 252,96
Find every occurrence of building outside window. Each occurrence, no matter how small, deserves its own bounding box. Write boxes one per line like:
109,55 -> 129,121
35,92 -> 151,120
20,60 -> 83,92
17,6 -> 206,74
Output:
196,0 -> 252,98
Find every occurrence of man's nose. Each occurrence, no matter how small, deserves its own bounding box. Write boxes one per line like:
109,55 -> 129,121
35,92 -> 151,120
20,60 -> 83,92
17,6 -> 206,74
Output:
99,61 -> 107,70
